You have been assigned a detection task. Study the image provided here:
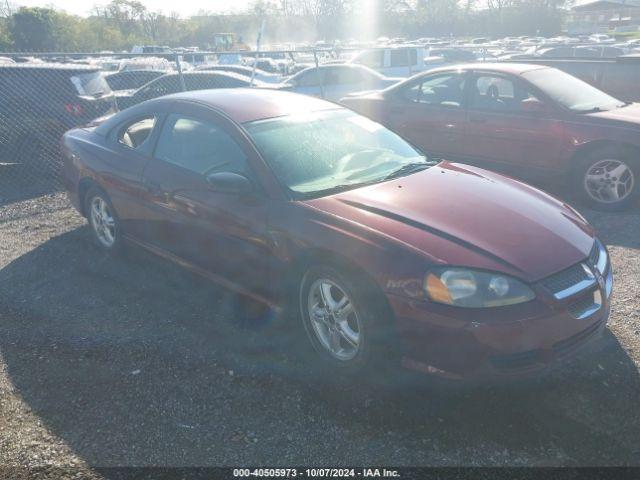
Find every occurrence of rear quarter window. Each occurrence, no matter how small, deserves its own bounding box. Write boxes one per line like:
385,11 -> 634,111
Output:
70,71 -> 112,97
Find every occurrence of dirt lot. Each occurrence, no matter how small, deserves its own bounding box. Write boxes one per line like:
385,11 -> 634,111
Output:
0,174 -> 639,477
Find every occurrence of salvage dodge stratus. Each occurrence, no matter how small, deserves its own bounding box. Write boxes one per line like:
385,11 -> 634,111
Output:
61,89 -> 612,380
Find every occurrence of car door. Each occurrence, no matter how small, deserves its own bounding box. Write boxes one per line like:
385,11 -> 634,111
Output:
139,109 -> 271,295
464,71 -> 565,174
383,71 -> 470,159
100,114 -> 162,238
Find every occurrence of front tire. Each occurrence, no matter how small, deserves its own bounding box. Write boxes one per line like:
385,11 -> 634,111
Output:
84,187 -> 123,253
574,147 -> 638,211
299,265 -> 394,376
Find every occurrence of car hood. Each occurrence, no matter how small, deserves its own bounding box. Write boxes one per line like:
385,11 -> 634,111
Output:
341,89 -> 385,99
584,102 -> 640,127
303,162 -> 595,282
381,77 -> 404,85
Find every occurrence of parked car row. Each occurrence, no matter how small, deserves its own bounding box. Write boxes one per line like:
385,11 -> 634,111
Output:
275,64 -> 401,102
2,58 -> 638,213
114,71 -> 269,110
349,46 -> 482,77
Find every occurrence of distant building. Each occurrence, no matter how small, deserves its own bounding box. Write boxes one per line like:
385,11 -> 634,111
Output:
568,0 -> 640,34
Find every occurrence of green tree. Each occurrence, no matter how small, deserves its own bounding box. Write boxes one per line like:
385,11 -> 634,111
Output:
9,7 -> 56,51
0,18 -> 11,49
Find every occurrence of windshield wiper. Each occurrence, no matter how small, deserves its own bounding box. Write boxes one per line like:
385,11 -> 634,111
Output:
576,106 -> 604,114
298,161 -> 434,199
298,179 -> 383,199
384,161 -> 432,180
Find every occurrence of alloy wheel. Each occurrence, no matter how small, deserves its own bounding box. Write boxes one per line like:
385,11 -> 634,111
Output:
90,196 -> 116,248
584,159 -> 635,204
307,278 -> 362,361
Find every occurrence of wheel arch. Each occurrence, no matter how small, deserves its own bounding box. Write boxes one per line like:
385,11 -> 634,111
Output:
569,140 -> 640,173
77,177 -> 100,217
283,247 -> 396,325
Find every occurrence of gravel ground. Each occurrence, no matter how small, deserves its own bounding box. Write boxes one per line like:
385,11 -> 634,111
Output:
0,176 -> 639,477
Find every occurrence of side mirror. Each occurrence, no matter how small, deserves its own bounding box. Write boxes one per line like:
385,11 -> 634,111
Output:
521,97 -> 550,113
205,172 -> 253,195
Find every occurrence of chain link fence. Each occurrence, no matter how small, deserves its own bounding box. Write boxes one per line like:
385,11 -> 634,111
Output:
0,48 -> 351,204
1,46 -> 639,206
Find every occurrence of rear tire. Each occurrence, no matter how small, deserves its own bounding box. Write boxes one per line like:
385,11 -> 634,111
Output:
573,146 -> 638,211
84,186 -> 124,254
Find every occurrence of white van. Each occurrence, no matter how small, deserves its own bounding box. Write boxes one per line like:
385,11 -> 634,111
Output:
350,47 -> 437,77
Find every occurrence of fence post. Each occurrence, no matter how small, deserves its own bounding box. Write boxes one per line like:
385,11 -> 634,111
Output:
175,53 -> 186,92
251,19 -> 266,87
314,50 -> 325,99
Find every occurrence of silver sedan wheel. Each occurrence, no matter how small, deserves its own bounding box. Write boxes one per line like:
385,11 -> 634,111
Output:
307,278 -> 361,361
584,159 -> 635,204
90,196 -> 116,248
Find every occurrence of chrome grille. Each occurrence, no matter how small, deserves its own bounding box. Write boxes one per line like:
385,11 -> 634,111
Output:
540,263 -> 596,299
588,241 -> 599,268
589,238 -> 608,276
567,290 -> 602,319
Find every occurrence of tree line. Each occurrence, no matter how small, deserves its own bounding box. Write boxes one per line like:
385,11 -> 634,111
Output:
0,0 -> 569,52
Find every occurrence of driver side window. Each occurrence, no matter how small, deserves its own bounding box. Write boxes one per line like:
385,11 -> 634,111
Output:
470,74 -> 539,112
117,116 -> 157,149
403,73 -> 465,107
154,114 -> 248,176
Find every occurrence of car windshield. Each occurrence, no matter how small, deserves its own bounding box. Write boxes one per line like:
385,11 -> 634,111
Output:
245,109 -> 433,198
522,67 -> 625,112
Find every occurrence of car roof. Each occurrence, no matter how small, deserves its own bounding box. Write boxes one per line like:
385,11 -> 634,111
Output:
153,88 -> 339,124
317,63 -> 367,69
0,63 -> 100,72
106,69 -> 165,75
424,62 -> 549,75
199,64 -> 272,73
294,63 -> 382,78
159,70 -> 248,78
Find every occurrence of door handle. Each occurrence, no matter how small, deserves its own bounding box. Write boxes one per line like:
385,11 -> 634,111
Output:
143,179 -> 162,195
143,180 -> 173,204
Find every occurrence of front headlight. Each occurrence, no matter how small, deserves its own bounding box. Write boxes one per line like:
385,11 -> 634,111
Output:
424,268 -> 535,308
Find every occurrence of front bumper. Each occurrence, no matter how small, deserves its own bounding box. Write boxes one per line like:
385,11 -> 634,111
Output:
390,264 -> 613,380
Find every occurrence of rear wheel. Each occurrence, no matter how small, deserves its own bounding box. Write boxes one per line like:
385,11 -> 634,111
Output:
85,187 -> 123,253
574,147 -> 638,211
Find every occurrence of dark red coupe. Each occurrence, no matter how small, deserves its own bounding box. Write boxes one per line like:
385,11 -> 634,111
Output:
61,89 -> 612,380
341,63 -> 640,211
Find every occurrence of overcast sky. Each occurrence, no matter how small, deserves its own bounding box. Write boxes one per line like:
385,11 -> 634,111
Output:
13,0 -> 252,16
